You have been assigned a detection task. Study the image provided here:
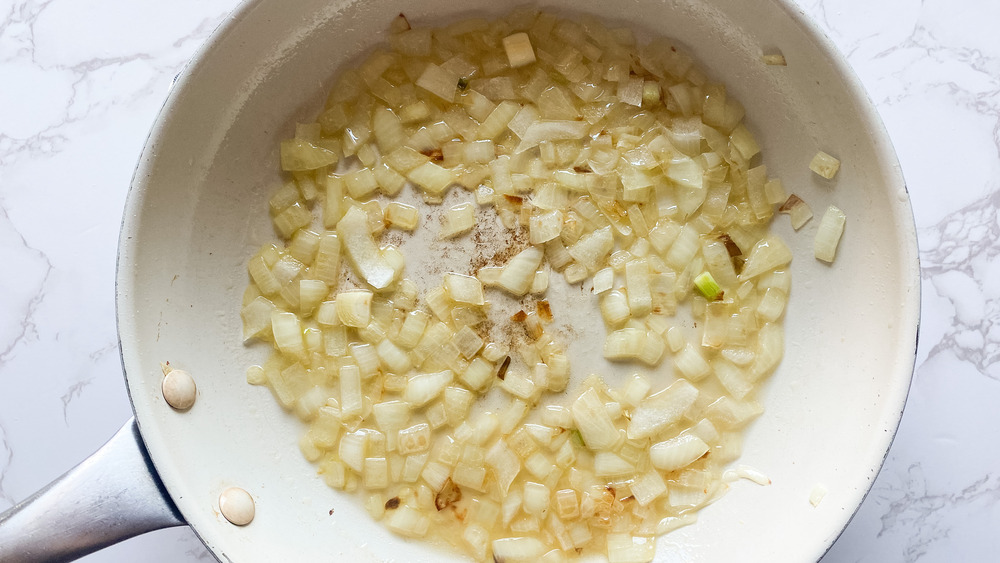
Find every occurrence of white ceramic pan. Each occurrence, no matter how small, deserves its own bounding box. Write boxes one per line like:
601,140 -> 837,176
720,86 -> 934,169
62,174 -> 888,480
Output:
0,0 -> 919,561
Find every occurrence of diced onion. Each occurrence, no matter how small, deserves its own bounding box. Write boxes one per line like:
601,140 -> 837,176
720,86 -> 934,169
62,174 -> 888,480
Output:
738,235 -> 793,281
606,534 -> 656,563
514,121 -> 590,154
571,388 -> 620,450
337,207 -> 398,289
385,202 -> 419,230
244,11 -> 799,563
779,193 -> 814,230
809,150 -> 841,179
335,289 -> 373,328
809,484 -> 828,507
415,63 -> 459,102
762,52 -> 787,66
280,139 -> 338,171
626,379 -> 699,440
492,537 -> 547,562
403,370 -> 454,407
814,205 -> 846,263
496,246 -> 544,296
650,434 -> 709,471
503,32 -> 537,68
441,202 -> 476,238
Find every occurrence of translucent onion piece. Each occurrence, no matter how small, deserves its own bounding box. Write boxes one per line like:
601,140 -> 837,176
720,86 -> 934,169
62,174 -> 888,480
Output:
809,150 -> 841,179
497,246 -> 544,296
814,205 -> 846,263
650,434 -> 709,471
337,206 -> 398,289
738,235 -> 793,281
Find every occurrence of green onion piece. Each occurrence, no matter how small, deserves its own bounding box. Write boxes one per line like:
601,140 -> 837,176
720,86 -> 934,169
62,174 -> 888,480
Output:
457,77 -> 470,90
694,271 -> 722,300
569,428 -> 586,449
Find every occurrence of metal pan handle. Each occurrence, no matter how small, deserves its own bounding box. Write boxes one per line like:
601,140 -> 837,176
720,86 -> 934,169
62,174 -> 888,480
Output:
0,419 -> 185,562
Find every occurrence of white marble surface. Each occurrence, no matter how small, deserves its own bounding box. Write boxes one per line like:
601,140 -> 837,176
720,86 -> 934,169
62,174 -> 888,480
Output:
0,0 -> 996,561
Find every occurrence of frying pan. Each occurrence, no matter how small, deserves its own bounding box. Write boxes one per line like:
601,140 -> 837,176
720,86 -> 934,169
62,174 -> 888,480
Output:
0,0 -> 919,560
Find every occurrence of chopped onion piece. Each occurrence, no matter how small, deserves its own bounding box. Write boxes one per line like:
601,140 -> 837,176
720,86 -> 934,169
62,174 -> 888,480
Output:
603,327 -> 646,361
497,246 -> 544,296
529,209 -> 564,244
337,207 -> 398,289
298,279 -> 328,316
630,470 -> 667,506
241,296 -> 276,341
313,233 -> 341,286
779,193 -> 813,230
606,534 -> 656,563
345,167 -> 378,199
756,287 -> 787,322
617,76 -> 644,107
750,322 -> 784,381
627,379 -> 699,440
280,139 -> 338,171
701,239 -> 737,290
625,259 -> 652,317
415,63 -> 459,102
403,370 -> 454,407
729,124 -> 760,160
452,326 -> 485,359
563,263 -> 588,284
592,267 -> 614,294
385,505 -> 429,538
336,289 -> 373,328
723,464 -> 772,486
514,121 -> 590,154
271,311 -> 305,359
600,290 -> 630,327
762,52 -> 787,66
764,178 -> 787,205
571,388 -> 620,450
814,205 -> 846,263
385,202 -> 419,230
650,434 -> 709,471
529,270 -> 549,294
398,423 -> 431,455
738,235 -> 793,281
594,452 -> 634,477
568,226 -> 614,273
273,202 -> 312,239
444,273 -> 485,305
477,101 -> 521,141
809,484 -> 828,507
372,400 -> 410,434
507,104 -> 539,139
441,202 -> 476,238
712,357 -> 753,399
409,161 -> 455,196
492,537 -> 547,562
503,32 -> 536,68
339,365 -> 363,419
675,343 -> 711,381
664,224 -> 700,270
522,481 -> 550,516
809,150 -> 841,179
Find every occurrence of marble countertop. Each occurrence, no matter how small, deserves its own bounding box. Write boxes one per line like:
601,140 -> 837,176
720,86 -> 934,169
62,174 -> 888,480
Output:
0,0 -> 996,561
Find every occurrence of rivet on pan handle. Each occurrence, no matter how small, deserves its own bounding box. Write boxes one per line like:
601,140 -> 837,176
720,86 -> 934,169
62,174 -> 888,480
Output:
0,419 -> 185,562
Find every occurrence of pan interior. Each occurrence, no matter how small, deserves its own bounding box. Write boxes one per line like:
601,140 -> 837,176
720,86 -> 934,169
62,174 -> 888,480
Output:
117,0 -> 918,560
